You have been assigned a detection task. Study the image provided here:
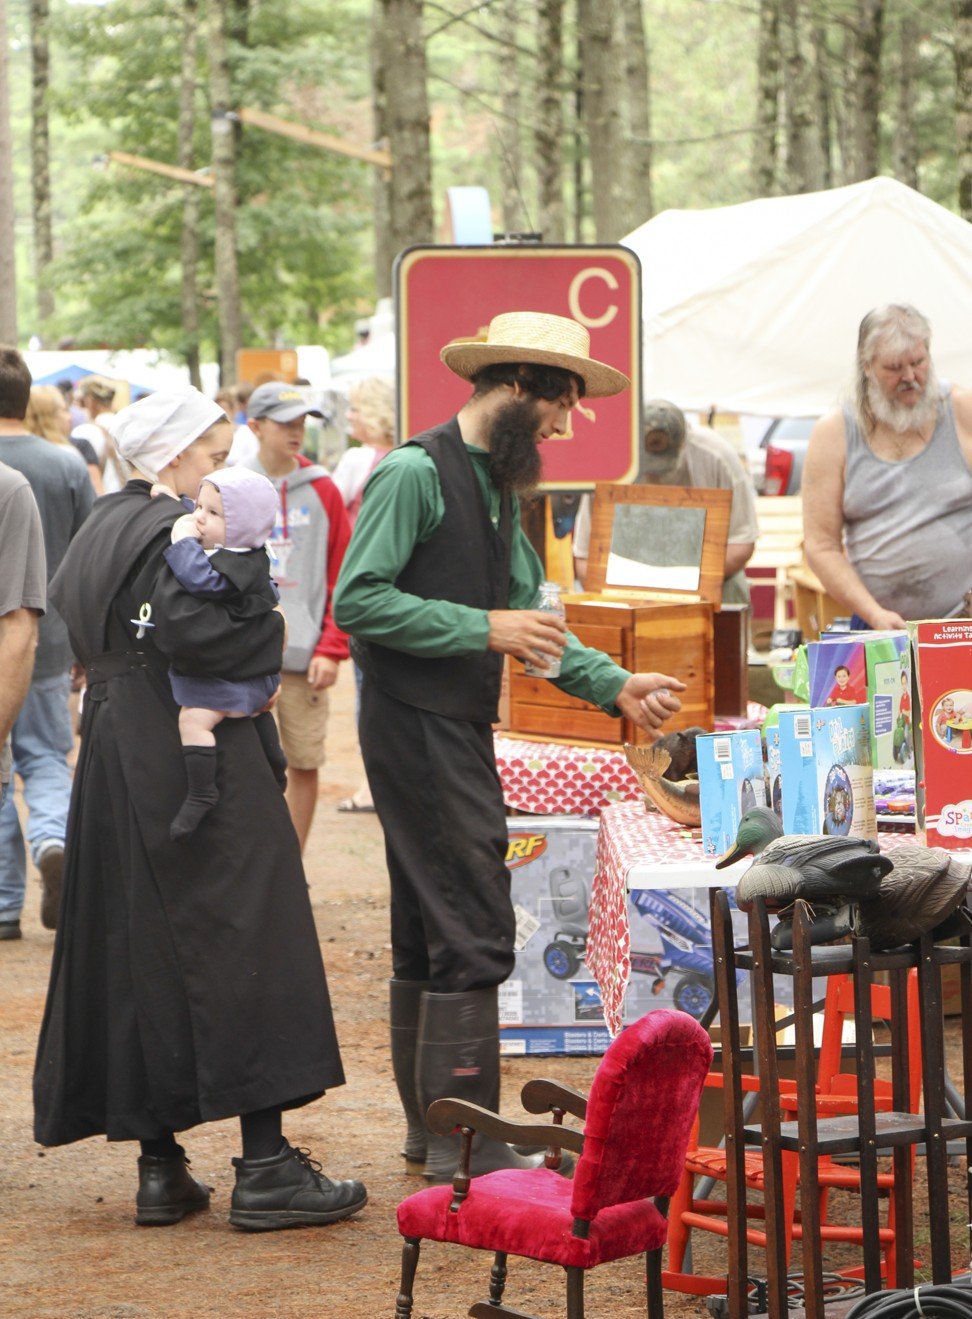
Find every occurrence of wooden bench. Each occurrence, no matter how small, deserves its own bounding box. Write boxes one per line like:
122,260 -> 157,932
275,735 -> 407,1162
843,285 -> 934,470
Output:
747,496 -> 804,631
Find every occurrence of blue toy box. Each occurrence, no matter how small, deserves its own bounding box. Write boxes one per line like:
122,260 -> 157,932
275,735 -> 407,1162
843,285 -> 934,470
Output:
778,705 -> 876,838
696,730 -> 767,858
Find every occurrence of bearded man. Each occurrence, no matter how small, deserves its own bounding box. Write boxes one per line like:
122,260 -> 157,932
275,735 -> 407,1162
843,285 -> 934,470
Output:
333,311 -> 685,1182
804,304 -> 972,629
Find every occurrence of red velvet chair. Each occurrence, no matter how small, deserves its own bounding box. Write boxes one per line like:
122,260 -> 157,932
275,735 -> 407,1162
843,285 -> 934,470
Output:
395,1009 -> 713,1319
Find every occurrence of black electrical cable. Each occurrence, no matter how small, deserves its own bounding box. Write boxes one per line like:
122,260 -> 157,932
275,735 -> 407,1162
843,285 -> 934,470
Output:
845,1280 -> 972,1319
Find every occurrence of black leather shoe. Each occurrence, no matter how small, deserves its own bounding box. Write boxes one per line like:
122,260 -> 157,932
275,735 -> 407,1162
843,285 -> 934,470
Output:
135,1147 -> 211,1226
229,1142 -> 367,1231
0,920 -> 21,941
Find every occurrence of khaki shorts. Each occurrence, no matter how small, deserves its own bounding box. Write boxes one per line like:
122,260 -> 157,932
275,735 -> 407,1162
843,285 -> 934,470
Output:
274,671 -> 330,770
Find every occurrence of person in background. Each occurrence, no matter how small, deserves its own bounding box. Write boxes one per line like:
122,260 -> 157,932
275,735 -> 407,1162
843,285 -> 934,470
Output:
0,350 -> 93,936
241,383 -> 351,852
334,311 -> 685,1183
34,388 -> 365,1231
0,460 -> 46,938
331,377 -> 395,815
803,303 -> 972,629
572,399 -> 758,603
26,385 -> 103,495
72,378 -> 124,492
55,378 -> 86,431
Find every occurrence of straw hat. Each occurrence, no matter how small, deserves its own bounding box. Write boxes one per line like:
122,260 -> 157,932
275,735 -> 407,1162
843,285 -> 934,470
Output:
439,311 -> 630,399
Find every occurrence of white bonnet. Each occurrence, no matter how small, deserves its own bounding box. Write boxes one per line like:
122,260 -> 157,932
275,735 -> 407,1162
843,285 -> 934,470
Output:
110,389 -> 228,480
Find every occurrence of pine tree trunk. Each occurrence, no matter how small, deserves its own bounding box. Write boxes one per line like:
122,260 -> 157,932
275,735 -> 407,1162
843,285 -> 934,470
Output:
178,0 -> 201,388
893,11 -> 918,189
30,0 -> 53,327
209,0 -> 242,384
812,20 -> 833,188
371,0 -> 394,298
852,0 -> 883,180
955,0 -> 972,217
535,0 -> 565,242
578,0 -> 627,240
618,0 -> 652,228
497,0 -> 522,233
752,0 -> 781,195
780,0 -> 824,192
0,0 -> 17,342
379,0 -> 433,260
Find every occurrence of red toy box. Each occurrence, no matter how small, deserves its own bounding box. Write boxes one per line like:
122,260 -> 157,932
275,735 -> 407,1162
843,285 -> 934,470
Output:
909,619 -> 972,849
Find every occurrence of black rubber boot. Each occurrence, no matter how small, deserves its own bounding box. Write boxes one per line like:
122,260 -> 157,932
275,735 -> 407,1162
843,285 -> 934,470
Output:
390,978 -> 431,1173
415,986 -> 573,1184
229,1141 -> 367,1231
135,1146 -> 211,1226
170,746 -> 219,840
254,712 -> 288,791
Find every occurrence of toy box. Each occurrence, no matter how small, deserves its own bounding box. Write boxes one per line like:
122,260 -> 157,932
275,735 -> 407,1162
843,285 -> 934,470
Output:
909,619 -> 972,849
807,632 -> 913,770
766,725 -> 782,820
501,816 -> 800,1056
778,705 -> 876,838
696,730 -> 766,858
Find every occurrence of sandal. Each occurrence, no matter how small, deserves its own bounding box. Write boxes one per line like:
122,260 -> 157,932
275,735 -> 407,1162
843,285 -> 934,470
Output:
337,798 -> 376,814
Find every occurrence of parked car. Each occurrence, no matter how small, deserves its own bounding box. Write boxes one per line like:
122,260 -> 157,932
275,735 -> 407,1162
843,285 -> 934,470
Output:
760,416 -> 818,495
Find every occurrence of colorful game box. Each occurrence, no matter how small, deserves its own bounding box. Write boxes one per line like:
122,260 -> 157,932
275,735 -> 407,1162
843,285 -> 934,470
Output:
909,620 -> 972,849
778,704 -> 876,839
696,730 -> 766,857
807,632 -> 913,770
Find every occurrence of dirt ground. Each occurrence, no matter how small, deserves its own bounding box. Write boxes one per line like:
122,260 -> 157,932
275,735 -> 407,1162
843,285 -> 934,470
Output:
1,665 -> 968,1318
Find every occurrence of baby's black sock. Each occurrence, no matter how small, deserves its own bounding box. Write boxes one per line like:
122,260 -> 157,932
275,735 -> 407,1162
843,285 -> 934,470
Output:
170,746 -> 219,840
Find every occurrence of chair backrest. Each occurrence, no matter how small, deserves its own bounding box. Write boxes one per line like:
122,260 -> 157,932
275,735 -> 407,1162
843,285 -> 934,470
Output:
570,1009 -> 713,1222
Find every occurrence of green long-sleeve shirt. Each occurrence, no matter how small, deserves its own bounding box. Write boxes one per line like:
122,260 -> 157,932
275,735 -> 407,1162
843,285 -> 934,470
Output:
333,437 -> 630,714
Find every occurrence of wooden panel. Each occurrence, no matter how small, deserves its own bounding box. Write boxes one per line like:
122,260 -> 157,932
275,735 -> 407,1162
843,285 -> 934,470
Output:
585,482 -> 732,607
713,604 -> 749,717
509,673 -> 603,712
566,622 -> 625,655
506,701 -> 624,743
625,602 -> 713,744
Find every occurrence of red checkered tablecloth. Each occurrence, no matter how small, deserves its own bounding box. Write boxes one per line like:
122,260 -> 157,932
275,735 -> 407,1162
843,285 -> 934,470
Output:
587,802 -> 920,1038
495,705 -> 767,818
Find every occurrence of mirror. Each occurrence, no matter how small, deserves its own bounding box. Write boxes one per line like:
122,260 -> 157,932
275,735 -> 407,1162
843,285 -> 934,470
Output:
605,504 -> 706,591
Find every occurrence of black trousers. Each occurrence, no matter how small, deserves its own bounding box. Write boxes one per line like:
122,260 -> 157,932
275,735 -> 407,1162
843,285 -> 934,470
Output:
359,682 -> 515,993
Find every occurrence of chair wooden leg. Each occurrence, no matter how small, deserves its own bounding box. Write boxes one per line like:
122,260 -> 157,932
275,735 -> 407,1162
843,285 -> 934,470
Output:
395,1236 -> 421,1319
489,1251 -> 508,1305
646,1247 -> 665,1319
566,1266 -> 585,1319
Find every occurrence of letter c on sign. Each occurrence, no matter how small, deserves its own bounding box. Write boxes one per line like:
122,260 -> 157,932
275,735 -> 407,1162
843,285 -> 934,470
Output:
568,268 -> 619,329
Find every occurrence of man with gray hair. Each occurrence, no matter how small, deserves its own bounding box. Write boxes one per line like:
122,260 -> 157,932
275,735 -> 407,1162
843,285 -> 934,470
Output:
573,399 -> 758,603
803,304 -> 972,629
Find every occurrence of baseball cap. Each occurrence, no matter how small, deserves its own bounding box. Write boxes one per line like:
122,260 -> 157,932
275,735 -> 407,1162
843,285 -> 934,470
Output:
247,382 -> 324,423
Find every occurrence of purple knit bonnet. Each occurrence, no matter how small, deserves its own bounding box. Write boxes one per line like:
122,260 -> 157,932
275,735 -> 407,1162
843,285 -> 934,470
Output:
201,467 -> 279,549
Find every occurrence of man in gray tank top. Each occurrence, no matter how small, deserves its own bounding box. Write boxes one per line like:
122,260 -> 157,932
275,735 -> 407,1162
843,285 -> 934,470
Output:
803,303 -> 972,628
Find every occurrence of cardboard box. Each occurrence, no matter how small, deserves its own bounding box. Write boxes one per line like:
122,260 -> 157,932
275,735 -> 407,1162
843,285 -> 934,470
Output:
766,724 -> 782,820
696,730 -> 766,858
909,619 -> 972,849
807,632 -> 913,770
500,816 -> 760,1054
778,705 -> 876,838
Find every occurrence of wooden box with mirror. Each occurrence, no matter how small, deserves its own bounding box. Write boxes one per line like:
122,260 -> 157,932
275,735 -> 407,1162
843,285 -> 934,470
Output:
508,482 -> 732,746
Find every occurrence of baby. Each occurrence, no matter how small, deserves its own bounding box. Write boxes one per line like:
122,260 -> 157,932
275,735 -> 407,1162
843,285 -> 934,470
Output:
160,467 -> 286,839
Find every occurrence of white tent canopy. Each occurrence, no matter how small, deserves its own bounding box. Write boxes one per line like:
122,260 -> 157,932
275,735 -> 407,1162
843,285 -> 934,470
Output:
623,176 -> 972,417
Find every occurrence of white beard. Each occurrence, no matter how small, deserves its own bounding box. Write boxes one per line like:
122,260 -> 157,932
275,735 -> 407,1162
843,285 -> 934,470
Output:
868,368 -> 940,434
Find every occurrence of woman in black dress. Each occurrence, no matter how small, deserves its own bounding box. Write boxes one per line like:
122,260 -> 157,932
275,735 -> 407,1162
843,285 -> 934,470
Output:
33,389 -> 366,1231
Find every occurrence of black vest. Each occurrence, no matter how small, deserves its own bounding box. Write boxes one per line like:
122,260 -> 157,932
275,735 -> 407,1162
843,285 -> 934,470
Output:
357,418 -> 513,722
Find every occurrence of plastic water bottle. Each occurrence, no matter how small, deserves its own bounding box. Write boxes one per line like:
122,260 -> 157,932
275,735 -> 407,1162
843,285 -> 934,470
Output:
523,581 -> 566,679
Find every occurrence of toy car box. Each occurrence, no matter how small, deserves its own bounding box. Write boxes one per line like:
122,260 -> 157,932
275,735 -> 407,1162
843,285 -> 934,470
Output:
778,705 -> 876,838
909,619 -> 972,849
807,631 -> 913,770
696,730 -> 766,858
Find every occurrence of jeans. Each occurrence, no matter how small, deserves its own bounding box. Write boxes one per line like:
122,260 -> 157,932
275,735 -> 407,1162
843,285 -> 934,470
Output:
0,673 -> 73,920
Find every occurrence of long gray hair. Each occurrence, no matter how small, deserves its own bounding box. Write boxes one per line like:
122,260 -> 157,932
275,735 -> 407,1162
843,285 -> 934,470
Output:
855,304 -> 931,432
